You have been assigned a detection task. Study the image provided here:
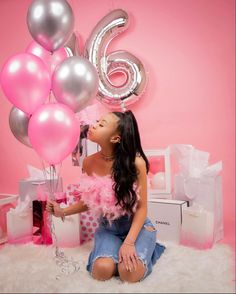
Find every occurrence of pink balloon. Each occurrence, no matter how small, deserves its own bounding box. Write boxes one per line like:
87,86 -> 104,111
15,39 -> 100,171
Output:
28,103 -> 80,165
150,172 -> 166,189
0,53 -> 51,115
149,156 -> 165,174
25,41 -> 68,78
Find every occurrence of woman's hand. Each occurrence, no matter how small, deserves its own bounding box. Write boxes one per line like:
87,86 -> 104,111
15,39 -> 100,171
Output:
46,200 -> 64,218
119,242 -> 139,272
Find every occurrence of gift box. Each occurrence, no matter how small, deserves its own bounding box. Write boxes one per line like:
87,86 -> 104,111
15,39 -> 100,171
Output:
145,148 -> 172,198
148,190 -> 172,200
170,144 -> 224,243
66,183 -> 99,244
0,194 -> 18,244
147,199 -> 189,244
52,203 -> 80,247
80,210 -> 98,244
19,165 -> 63,201
7,196 -> 33,244
180,204 -> 215,249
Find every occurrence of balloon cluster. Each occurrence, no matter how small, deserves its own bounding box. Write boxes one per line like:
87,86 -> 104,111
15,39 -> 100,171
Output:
0,0 -> 98,166
1,0 -> 148,165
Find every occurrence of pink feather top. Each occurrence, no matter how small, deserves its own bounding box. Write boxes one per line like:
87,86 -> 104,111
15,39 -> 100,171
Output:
75,173 -> 140,223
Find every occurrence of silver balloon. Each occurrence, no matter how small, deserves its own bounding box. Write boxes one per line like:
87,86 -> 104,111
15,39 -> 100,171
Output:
9,107 -> 32,148
51,56 -> 99,112
84,9 -> 147,110
27,0 -> 74,52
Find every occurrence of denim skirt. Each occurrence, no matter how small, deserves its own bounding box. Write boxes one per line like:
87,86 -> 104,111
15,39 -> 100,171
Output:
86,214 -> 166,281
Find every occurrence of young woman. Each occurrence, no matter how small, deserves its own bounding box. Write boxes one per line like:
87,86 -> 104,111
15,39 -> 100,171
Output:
46,110 -> 166,283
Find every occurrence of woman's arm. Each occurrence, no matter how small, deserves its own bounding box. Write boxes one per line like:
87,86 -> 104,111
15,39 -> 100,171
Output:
46,157 -> 90,217
62,156 -> 90,216
62,199 -> 88,216
46,193 -> 89,218
124,156 -> 148,245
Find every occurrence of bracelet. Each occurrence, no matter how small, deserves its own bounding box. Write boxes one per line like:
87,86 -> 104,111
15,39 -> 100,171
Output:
124,240 -> 135,246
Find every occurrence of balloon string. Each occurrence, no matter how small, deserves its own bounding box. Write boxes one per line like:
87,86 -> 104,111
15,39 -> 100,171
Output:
121,100 -> 126,112
110,0 -> 115,10
54,163 -> 63,195
48,89 -> 53,103
39,158 -> 80,279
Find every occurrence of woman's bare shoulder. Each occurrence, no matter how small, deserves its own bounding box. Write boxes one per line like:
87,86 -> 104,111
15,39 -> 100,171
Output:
82,152 -> 100,173
135,154 -> 145,167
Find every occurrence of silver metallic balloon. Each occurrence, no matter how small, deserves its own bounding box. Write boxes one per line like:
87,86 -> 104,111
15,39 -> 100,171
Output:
51,56 -> 99,112
9,107 -> 32,148
27,0 -> 74,52
84,9 -> 147,110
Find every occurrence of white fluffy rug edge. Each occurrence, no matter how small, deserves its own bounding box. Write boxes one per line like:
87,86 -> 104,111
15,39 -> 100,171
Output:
0,241 -> 235,293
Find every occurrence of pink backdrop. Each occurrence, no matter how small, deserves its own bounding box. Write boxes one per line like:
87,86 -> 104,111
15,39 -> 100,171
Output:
0,0 -> 235,252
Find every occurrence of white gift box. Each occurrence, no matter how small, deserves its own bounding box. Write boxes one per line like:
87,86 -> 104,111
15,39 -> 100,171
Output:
180,205 -> 214,249
52,204 -> 80,248
148,190 -> 172,200
148,199 -> 188,244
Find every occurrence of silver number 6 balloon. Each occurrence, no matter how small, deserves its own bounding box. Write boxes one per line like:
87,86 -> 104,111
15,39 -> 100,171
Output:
84,9 -> 147,111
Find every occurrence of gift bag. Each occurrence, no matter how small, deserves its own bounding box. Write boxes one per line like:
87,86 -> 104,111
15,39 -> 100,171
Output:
32,189 -> 67,245
66,183 -> 99,244
52,203 -> 80,247
32,200 -> 52,245
180,204 -> 215,249
7,196 -> 33,244
170,144 -> 224,244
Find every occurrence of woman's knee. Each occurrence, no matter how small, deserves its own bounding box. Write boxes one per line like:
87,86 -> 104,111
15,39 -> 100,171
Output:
92,257 -> 116,281
118,259 -> 146,283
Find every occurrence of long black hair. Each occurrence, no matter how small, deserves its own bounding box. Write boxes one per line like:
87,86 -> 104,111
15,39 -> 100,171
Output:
111,110 -> 149,215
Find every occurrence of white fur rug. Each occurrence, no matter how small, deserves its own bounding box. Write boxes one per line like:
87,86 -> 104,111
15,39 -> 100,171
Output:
0,241 -> 235,293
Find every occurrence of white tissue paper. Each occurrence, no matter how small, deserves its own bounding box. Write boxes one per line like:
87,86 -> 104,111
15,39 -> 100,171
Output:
27,164 -> 58,180
170,144 -> 222,199
19,165 -> 63,201
170,144 -> 211,177
7,195 -> 33,243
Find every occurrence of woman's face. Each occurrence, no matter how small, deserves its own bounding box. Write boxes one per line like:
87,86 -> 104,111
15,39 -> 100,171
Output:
87,112 -> 120,145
